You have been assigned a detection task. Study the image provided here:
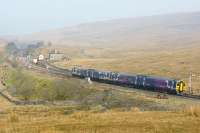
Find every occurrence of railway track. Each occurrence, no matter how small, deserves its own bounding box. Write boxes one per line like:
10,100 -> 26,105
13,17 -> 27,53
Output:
178,93 -> 200,100
26,62 -> 72,79
46,63 -> 72,77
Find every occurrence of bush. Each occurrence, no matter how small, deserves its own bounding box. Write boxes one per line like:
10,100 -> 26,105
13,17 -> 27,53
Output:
6,69 -> 96,102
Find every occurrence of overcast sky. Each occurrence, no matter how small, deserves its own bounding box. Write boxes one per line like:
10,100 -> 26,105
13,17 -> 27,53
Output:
0,0 -> 200,36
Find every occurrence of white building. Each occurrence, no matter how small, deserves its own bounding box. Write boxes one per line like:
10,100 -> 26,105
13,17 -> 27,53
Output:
33,59 -> 38,64
38,54 -> 44,60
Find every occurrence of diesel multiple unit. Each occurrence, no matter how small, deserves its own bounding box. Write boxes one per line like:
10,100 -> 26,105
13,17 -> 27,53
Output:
72,67 -> 186,94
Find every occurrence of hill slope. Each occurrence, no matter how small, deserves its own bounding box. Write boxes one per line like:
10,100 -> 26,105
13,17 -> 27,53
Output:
18,12 -> 200,50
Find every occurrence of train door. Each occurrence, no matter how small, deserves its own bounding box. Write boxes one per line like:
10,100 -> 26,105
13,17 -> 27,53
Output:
93,71 -> 100,80
127,75 -> 136,86
136,75 -> 145,88
88,70 -> 94,78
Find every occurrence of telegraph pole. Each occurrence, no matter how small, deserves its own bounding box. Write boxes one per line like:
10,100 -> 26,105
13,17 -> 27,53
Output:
189,72 -> 192,94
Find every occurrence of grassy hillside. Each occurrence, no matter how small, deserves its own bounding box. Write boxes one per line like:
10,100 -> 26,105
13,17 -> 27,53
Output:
18,12 -> 200,50
6,67 -> 199,111
1,106 -> 200,133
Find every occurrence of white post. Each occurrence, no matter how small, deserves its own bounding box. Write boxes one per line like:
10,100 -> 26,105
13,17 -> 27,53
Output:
87,77 -> 92,84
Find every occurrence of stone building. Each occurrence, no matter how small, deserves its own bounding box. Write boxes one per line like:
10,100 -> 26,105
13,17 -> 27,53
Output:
48,49 -> 64,61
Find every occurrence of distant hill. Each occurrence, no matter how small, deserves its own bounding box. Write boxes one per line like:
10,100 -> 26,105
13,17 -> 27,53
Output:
9,12 -> 200,50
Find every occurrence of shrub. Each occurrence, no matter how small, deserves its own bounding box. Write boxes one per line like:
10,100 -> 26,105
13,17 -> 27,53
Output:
6,68 -> 97,102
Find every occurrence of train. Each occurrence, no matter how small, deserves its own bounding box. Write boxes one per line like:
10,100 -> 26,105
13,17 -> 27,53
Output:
72,67 -> 186,94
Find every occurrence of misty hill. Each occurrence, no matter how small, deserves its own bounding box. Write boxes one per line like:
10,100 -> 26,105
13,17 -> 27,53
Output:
18,12 -> 200,50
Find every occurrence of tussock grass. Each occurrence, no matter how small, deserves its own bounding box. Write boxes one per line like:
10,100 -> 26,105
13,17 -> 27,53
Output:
130,107 -> 140,112
8,112 -> 19,123
183,105 -> 200,117
0,106 -> 200,133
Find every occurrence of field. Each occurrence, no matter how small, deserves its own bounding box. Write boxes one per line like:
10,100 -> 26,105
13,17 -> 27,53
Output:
1,106 -> 200,133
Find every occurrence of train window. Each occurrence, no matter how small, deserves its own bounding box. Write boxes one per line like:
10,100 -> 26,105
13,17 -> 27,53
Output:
155,80 -> 167,87
168,80 -> 173,89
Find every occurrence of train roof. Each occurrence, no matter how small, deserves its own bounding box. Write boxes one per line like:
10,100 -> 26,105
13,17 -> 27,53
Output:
119,72 -> 176,81
73,67 -> 177,81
